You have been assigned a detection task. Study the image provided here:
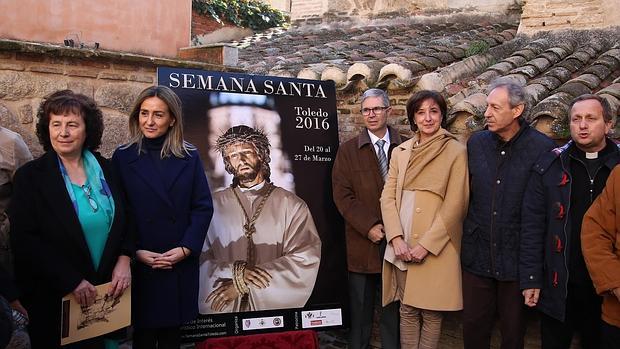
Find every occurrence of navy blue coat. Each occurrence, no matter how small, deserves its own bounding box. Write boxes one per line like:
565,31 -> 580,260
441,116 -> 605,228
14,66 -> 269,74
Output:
461,121 -> 555,281
520,140 -> 620,321
112,144 -> 213,329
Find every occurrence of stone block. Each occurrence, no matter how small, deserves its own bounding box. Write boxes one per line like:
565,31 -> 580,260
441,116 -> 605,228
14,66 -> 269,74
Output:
30,65 -> 64,75
178,45 -> 238,66
77,59 -> 111,69
95,83 -> 144,114
100,110 -> 131,158
67,81 -> 95,98
67,69 -> 99,78
112,63 -> 144,71
128,74 -> 154,83
98,72 -> 128,81
0,62 -> 25,71
0,71 -> 67,100
15,52 -> 45,62
17,104 -> 33,124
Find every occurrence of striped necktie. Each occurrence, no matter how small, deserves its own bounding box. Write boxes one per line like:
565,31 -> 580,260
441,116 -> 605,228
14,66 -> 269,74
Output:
376,139 -> 388,181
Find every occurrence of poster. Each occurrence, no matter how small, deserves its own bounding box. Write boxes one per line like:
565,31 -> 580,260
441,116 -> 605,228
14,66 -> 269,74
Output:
157,67 -> 348,341
60,282 -> 131,345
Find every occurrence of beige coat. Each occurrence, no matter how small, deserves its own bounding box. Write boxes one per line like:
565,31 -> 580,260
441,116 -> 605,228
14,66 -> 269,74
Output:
381,129 -> 469,311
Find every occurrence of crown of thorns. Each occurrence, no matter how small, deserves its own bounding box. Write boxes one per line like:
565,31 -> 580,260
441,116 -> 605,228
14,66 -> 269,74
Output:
215,125 -> 271,154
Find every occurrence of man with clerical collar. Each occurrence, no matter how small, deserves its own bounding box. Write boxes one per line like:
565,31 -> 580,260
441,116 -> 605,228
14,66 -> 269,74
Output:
461,79 -> 556,349
198,125 -> 321,314
332,88 -> 401,349
520,94 -> 620,348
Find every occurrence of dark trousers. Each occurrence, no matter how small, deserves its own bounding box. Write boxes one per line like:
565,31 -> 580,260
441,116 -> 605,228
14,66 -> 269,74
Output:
462,270 -> 526,349
348,271 -> 400,349
602,321 -> 620,349
133,326 -> 180,349
540,282 -> 601,349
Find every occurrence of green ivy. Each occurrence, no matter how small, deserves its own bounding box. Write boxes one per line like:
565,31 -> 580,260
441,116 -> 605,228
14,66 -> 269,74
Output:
193,0 -> 287,31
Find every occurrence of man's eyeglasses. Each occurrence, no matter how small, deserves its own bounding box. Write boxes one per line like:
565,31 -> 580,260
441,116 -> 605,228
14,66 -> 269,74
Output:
81,184 -> 99,212
361,106 -> 389,116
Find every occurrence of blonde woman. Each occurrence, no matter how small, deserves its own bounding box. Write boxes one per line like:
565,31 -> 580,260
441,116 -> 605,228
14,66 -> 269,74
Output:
381,90 -> 469,348
113,86 -> 213,348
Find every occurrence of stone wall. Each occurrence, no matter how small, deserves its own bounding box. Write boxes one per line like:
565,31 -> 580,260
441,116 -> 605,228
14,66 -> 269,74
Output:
0,40 -> 230,158
290,0 -> 519,21
263,0 -> 292,12
0,39 -> 415,159
520,0 -> 620,33
291,0 -> 328,20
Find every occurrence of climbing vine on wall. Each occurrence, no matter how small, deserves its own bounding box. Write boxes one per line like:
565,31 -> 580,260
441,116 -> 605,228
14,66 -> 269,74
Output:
193,0 -> 287,31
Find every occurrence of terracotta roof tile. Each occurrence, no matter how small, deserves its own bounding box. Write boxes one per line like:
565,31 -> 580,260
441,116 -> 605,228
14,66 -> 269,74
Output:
556,80 -> 594,97
488,61 -> 514,75
234,19 -> 519,89
510,64 -> 540,78
583,64 -> 613,80
503,55 -> 528,68
530,75 -> 563,90
428,51 -> 455,64
410,56 -> 443,69
556,58 -> 588,73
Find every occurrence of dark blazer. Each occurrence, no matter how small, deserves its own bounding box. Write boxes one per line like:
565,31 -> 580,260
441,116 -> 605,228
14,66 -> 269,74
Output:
332,126 -> 405,274
7,150 -> 132,349
112,144 -> 213,329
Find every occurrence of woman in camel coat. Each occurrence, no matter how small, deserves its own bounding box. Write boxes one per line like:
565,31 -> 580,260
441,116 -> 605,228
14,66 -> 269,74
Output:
381,90 -> 469,348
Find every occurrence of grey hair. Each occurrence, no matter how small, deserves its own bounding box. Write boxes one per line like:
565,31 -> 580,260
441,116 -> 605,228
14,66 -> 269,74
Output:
360,88 -> 390,107
488,78 -> 528,117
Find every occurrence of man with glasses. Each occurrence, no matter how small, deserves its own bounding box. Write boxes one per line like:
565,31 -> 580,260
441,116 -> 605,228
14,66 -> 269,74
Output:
332,88 -> 403,349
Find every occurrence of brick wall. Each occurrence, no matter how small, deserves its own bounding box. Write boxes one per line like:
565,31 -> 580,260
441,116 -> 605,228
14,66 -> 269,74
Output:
192,10 -> 237,37
335,88 -> 413,144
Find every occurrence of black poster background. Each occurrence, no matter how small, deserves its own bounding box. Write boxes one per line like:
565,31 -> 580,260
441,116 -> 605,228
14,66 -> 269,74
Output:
156,67 -> 348,340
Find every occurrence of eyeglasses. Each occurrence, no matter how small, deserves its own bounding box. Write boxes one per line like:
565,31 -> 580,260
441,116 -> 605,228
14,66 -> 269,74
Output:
361,106 -> 389,116
81,184 -> 99,212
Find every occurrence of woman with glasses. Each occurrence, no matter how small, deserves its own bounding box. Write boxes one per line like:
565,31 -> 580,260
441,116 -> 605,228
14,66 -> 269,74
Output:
381,90 -> 469,348
113,86 -> 213,349
8,90 -> 133,349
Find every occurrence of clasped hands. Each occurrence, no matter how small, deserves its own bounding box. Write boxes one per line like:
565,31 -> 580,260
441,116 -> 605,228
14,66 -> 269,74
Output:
136,247 -> 189,270
391,236 -> 429,263
206,264 -> 272,312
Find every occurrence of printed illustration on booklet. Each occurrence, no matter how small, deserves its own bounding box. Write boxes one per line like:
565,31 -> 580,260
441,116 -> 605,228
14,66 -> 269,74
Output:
157,67 -> 348,340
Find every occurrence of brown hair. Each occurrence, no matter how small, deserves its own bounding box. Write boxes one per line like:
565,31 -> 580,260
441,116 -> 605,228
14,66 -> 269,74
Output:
36,90 -> 104,151
569,94 -> 615,123
406,90 -> 447,132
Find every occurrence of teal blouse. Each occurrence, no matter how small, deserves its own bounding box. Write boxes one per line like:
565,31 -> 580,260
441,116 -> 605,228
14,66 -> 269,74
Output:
71,182 -> 110,270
